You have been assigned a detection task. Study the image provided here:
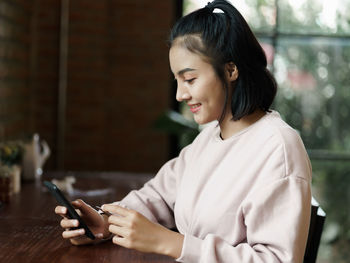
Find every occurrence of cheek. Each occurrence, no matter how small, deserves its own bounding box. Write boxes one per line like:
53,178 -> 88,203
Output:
209,81 -> 226,104
194,75 -> 225,105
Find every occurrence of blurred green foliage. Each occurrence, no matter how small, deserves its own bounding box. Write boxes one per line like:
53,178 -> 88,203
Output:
154,110 -> 199,149
0,141 -> 24,167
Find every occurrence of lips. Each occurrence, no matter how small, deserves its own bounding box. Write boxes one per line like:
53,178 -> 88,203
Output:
188,103 -> 201,113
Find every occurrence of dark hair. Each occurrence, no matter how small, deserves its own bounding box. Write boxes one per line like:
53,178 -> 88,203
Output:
169,0 -> 277,121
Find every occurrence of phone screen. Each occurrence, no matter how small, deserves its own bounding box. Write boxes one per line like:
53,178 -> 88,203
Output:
44,181 -> 95,240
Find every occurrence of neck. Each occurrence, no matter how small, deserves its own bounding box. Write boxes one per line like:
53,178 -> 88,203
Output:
219,109 -> 266,140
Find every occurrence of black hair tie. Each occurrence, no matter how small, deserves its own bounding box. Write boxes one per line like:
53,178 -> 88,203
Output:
205,1 -> 214,12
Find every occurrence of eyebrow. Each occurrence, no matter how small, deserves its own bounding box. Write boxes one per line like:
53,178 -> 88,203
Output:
177,68 -> 196,76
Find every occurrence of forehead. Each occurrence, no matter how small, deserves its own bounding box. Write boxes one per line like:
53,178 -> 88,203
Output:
169,44 -> 208,74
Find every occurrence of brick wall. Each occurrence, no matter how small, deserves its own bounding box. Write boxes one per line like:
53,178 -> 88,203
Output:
0,0 -> 177,173
0,0 -> 32,140
31,0 -> 61,169
64,0 -> 175,172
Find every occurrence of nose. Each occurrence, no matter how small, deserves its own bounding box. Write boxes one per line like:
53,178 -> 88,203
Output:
176,82 -> 191,102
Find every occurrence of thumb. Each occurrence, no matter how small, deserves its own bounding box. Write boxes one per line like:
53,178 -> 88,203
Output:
92,233 -> 108,245
72,199 -> 101,221
95,233 -> 103,239
71,199 -> 93,213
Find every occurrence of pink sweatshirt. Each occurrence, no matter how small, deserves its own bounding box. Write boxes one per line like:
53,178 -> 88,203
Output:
115,111 -> 312,262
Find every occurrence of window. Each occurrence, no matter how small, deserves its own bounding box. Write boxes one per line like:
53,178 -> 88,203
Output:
183,0 -> 350,261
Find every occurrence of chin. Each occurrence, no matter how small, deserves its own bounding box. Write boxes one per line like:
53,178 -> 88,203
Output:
194,116 -> 213,125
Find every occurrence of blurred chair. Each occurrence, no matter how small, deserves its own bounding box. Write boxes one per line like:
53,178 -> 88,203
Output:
304,197 -> 326,263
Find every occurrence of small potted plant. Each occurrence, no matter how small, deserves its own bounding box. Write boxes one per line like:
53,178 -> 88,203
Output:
0,141 -> 24,202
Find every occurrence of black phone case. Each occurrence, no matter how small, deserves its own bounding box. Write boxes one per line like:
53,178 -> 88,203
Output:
43,181 -> 95,240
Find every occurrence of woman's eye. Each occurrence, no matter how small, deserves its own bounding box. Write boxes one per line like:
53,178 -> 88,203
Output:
185,78 -> 196,84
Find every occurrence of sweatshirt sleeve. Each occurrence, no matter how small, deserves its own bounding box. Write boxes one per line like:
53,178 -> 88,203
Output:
176,176 -> 311,263
112,144 -> 192,229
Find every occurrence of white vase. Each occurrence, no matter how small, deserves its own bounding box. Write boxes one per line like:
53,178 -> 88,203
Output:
22,134 -> 50,181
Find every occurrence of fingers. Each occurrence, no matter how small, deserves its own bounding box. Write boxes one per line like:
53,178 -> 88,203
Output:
102,204 -> 130,217
55,200 -> 90,216
75,209 -> 83,217
109,224 -> 129,238
72,199 -> 101,221
71,199 -> 89,216
108,214 -> 131,228
55,206 -> 67,217
54,205 -> 82,218
60,218 -> 79,229
62,228 -> 85,239
71,199 -> 84,208
72,199 -> 93,213
112,235 -> 130,248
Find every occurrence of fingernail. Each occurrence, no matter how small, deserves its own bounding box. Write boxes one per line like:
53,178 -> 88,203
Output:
96,233 -> 103,238
74,220 -> 79,226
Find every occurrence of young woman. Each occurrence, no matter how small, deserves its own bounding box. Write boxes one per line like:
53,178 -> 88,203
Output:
55,1 -> 312,262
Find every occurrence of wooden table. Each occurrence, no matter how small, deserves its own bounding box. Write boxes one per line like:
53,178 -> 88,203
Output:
0,171 -> 175,263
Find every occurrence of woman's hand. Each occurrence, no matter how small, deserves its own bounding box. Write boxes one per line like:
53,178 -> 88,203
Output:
55,199 -> 110,245
102,204 -> 184,258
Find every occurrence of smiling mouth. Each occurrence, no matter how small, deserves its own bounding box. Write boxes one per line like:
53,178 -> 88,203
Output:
189,103 -> 201,113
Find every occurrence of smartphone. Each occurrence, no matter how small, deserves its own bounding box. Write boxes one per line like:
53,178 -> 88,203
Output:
43,181 -> 95,240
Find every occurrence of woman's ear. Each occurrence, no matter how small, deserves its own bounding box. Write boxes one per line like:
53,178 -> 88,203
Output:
225,62 -> 239,82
